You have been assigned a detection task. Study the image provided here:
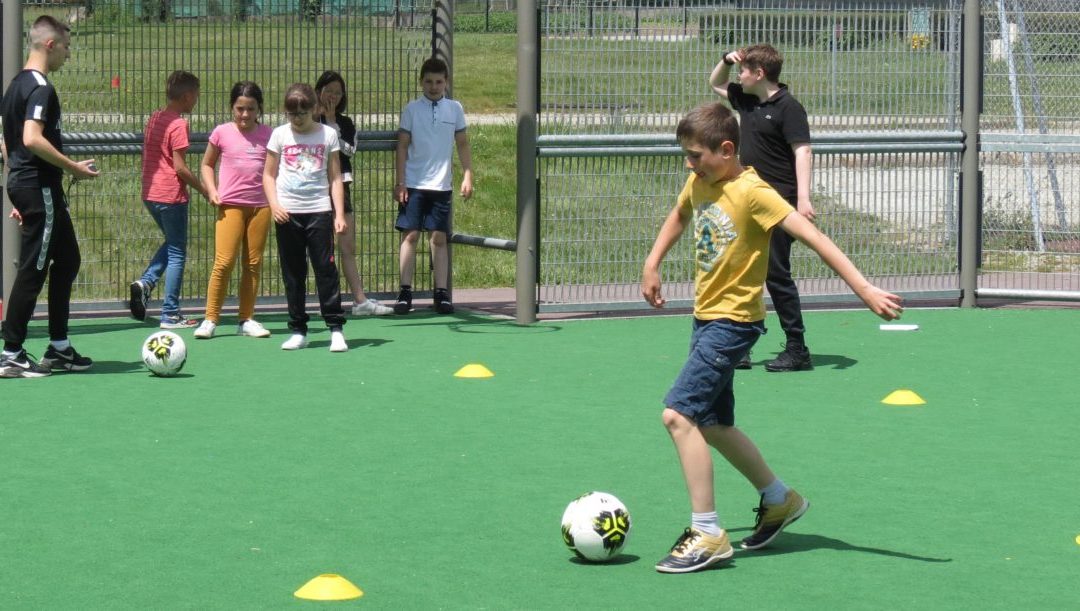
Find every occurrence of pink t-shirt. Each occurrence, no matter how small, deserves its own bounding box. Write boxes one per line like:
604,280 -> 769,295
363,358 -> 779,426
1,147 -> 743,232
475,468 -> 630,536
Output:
209,122 -> 272,207
141,109 -> 190,203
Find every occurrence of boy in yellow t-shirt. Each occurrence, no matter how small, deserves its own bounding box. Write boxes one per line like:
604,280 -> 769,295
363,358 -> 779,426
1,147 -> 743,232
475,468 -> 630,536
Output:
642,102 -> 902,574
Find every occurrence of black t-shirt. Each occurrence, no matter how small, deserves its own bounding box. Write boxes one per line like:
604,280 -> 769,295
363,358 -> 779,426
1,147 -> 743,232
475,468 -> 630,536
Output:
320,113 -> 355,178
727,83 -> 810,203
1,69 -> 65,190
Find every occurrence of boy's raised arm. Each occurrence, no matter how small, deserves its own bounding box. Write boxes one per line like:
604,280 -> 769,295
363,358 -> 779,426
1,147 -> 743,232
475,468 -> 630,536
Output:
778,212 -> 903,320
709,50 -> 742,99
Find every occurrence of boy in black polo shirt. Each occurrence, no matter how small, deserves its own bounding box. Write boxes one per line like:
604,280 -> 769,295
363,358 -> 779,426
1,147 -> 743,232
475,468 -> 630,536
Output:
0,15 -> 99,378
709,44 -> 814,372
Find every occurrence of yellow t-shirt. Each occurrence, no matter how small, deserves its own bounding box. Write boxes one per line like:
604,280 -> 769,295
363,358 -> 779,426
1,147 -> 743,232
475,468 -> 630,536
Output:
677,167 -> 795,322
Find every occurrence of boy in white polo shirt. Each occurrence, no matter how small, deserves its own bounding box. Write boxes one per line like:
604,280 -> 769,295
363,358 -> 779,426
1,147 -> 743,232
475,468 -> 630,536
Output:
393,57 -> 473,314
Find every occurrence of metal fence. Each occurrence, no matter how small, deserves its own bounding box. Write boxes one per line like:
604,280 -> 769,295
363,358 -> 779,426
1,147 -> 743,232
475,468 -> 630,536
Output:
979,0 -> 1080,298
532,0 -> 1079,313
4,0 -> 434,312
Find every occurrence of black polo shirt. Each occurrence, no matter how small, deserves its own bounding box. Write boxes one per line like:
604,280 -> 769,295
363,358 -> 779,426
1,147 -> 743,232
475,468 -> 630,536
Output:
1,69 -> 65,191
727,82 -> 810,203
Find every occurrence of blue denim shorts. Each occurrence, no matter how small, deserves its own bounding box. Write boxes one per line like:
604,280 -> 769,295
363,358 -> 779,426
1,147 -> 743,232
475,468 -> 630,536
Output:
395,188 -> 452,233
664,318 -> 765,427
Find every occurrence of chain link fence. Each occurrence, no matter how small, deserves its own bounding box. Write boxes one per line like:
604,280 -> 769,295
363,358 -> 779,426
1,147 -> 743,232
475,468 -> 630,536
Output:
980,0 -> 1080,296
6,0 -> 433,312
536,0 -> 1078,311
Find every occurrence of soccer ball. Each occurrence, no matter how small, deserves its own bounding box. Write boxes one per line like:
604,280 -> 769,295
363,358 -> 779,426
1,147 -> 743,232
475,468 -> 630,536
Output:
142,331 -> 187,377
560,491 -> 631,562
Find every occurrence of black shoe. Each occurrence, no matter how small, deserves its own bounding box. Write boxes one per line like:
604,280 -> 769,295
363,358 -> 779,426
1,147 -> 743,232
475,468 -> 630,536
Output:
434,288 -> 454,314
0,350 -> 52,378
393,287 -> 413,315
735,351 -> 752,370
764,344 -> 813,372
39,345 -> 93,372
129,280 -> 150,321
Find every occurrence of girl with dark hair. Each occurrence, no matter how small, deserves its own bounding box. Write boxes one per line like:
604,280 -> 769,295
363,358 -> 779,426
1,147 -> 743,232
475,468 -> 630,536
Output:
194,81 -> 274,340
314,70 -> 393,316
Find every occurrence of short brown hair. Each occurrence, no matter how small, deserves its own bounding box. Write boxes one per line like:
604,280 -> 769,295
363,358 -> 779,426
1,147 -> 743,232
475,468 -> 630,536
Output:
283,83 -> 317,113
740,44 -> 783,83
420,57 -> 448,79
676,102 -> 740,153
166,70 -> 199,100
29,15 -> 69,48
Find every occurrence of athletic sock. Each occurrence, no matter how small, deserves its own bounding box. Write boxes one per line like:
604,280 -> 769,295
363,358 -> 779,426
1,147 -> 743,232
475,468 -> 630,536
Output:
691,511 -> 721,536
50,339 -> 71,351
759,478 -> 790,506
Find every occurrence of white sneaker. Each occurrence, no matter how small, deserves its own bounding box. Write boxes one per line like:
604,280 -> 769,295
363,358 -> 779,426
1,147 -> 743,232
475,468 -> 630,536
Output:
237,319 -> 271,338
193,319 -> 217,339
352,299 -> 394,316
281,333 -> 309,350
329,330 -> 348,352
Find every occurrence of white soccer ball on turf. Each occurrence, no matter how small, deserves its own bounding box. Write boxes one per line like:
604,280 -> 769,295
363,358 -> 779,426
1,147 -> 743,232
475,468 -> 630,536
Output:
142,331 -> 187,377
560,491 -> 631,562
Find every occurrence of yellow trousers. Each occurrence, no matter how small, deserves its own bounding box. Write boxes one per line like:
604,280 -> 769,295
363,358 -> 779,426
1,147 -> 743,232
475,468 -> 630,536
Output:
203,205 -> 271,322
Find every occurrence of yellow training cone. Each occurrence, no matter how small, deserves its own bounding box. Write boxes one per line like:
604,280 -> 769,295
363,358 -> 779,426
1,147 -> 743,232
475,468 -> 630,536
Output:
455,363 -> 494,378
882,389 -> 926,405
294,574 -> 364,601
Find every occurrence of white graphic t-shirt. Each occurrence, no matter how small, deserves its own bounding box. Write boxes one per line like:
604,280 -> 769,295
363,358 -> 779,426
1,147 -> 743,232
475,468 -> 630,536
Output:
267,123 -> 340,213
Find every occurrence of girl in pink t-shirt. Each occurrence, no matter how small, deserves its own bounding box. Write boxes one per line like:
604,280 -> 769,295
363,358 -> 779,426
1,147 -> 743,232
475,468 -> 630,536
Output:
194,81 -> 274,340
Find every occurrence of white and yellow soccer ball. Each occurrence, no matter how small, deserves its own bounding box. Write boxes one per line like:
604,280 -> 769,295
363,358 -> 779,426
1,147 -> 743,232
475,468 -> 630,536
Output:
560,491 -> 631,562
141,331 -> 187,377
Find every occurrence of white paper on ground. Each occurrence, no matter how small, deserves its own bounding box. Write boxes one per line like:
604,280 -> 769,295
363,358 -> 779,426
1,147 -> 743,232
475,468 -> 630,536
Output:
880,324 -> 920,331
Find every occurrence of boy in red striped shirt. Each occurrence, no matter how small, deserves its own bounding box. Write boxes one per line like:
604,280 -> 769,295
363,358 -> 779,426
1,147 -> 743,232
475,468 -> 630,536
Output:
129,70 -> 207,328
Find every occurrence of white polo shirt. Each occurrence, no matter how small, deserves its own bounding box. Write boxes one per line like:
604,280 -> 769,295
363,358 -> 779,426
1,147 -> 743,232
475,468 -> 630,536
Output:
399,95 -> 466,191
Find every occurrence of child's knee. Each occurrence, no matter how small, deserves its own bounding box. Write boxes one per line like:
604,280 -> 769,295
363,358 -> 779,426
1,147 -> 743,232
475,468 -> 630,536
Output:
661,407 -> 692,433
401,230 -> 420,245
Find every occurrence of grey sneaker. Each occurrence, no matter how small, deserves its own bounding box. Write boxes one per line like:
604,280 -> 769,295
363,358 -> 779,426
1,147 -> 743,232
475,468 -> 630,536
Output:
160,315 -> 198,330
0,350 -> 52,378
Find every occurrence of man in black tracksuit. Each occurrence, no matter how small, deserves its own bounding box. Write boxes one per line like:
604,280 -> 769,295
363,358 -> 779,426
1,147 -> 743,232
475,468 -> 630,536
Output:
1,15 -> 99,378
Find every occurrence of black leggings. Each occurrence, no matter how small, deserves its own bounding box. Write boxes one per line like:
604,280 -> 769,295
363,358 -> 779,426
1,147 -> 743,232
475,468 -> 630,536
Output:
274,211 -> 345,333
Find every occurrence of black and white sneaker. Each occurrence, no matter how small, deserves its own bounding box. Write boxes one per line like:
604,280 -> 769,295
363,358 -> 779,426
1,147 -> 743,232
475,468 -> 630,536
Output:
394,287 -> 413,315
39,345 -> 93,372
434,288 -> 454,314
0,350 -> 53,378
129,280 -> 151,321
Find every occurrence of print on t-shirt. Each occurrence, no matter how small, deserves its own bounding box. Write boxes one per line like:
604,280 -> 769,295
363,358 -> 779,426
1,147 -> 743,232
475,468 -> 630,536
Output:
694,202 -> 737,272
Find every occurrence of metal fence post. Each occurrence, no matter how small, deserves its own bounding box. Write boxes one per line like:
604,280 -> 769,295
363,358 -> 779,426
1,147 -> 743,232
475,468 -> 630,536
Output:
2,0 -> 24,311
516,0 -> 538,324
960,0 -> 981,307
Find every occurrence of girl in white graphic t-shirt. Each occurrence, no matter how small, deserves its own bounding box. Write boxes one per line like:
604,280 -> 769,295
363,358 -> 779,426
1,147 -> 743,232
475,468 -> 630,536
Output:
263,83 -> 348,353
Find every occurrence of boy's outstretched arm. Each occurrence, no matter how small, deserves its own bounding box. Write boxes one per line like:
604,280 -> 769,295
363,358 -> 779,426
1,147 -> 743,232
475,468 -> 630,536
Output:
455,130 -> 473,200
642,204 -> 690,308
779,212 -> 903,320
708,50 -> 742,99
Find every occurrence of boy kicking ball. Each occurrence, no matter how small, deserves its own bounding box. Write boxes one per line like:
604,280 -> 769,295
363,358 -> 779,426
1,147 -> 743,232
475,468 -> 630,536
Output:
642,102 -> 902,573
